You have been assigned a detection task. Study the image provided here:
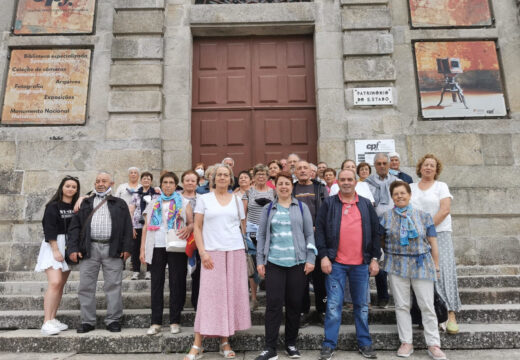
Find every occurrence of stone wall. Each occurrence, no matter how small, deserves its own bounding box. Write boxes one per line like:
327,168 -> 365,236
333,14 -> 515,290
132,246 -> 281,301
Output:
0,0 -> 518,270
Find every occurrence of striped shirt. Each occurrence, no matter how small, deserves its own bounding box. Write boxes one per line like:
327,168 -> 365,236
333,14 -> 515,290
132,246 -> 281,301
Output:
90,196 -> 112,240
242,187 -> 275,226
268,205 -> 299,267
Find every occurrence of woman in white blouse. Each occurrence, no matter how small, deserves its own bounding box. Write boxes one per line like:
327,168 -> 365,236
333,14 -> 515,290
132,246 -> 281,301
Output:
411,154 -> 461,335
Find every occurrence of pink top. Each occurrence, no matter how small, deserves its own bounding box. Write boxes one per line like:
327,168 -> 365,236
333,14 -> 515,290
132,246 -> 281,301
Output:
336,193 -> 363,265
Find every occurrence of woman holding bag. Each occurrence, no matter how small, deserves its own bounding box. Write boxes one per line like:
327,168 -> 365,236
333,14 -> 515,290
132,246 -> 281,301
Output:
184,163 -> 251,360
140,171 -> 193,335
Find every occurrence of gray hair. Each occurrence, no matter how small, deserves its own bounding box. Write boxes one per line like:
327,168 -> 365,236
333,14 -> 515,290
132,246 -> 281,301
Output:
253,163 -> 268,176
287,153 -> 300,161
310,163 -> 317,171
222,157 -> 235,166
338,168 -> 357,180
97,171 -> 113,182
210,163 -> 235,188
128,167 -> 140,173
374,152 -> 390,162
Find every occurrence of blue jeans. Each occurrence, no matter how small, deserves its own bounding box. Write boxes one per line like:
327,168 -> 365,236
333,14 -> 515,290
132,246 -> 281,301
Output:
323,262 -> 372,349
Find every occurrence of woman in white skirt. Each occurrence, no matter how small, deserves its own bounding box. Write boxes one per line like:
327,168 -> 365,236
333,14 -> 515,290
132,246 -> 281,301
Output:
35,175 -> 80,335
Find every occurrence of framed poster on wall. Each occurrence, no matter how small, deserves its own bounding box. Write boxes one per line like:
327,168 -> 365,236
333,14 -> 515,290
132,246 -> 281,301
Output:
409,0 -> 492,28
1,49 -> 92,125
14,0 -> 96,35
414,41 -> 507,119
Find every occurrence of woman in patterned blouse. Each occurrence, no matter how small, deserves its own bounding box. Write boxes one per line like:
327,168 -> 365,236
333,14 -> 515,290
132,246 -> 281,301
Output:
380,181 -> 447,360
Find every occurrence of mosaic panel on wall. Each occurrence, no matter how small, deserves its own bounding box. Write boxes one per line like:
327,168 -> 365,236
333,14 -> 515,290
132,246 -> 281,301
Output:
1,49 -> 92,125
414,41 -> 507,119
14,0 -> 96,34
409,0 -> 492,28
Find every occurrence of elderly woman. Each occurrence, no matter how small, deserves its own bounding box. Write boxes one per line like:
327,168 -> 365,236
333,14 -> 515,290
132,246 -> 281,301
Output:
243,164 -> 275,310
267,160 -> 282,189
380,181 -> 446,360
140,172 -> 193,335
357,162 -> 371,182
411,154 -> 460,335
129,171 -> 157,280
234,170 -> 252,199
115,167 -> 141,205
254,171 -> 316,360
185,164 -> 251,360
323,168 -> 338,195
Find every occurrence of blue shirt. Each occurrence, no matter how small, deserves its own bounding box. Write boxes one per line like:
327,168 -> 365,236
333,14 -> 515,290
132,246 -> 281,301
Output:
268,205 -> 299,267
380,207 -> 437,281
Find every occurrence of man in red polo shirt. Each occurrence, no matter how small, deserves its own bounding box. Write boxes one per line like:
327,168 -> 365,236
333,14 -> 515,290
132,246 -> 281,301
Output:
316,169 -> 381,360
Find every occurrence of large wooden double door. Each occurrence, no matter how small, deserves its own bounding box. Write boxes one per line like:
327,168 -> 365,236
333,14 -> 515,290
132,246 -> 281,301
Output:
191,36 -> 317,171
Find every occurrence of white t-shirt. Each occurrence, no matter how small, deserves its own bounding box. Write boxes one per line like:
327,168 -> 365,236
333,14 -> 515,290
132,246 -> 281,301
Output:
329,182 -> 375,203
194,192 -> 245,251
410,181 -> 453,232
115,183 -> 141,205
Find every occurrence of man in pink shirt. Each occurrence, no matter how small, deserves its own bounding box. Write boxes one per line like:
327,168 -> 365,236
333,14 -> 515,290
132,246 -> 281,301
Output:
315,169 -> 381,360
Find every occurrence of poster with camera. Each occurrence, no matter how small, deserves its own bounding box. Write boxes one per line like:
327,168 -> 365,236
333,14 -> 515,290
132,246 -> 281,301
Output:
409,0 -> 492,28
414,41 -> 507,119
14,0 -> 96,35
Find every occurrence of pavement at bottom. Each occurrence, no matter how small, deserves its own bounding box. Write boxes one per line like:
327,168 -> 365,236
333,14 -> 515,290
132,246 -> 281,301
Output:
1,350 -> 519,360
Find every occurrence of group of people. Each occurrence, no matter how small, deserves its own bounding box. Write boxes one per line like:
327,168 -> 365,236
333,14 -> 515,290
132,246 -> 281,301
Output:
34,151 -> 461,360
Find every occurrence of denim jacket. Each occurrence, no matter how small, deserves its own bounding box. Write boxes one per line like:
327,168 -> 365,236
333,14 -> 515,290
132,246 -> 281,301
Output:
315,194 -> 381,264
256,198 -> 317,266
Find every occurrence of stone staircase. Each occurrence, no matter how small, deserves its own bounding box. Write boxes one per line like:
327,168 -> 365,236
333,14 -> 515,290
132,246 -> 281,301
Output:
0,265 -> 519,354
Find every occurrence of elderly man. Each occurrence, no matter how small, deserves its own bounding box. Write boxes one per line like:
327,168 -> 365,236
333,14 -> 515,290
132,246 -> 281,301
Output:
293,160 -> 328,326
68,172 -> 133,333
365,153 -> 402,308
222,157 -> 239,190
316,169 -> 380,360
317,161 -> 328,179
287,153 -> 300,178
388,152 -> 413,184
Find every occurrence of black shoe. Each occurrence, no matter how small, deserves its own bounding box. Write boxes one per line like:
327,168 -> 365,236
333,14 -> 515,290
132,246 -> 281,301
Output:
358,345 -> 377,359
259,279 -> 266,291
77,323 -> 95,333
378,298 -> 389,309
106,321 -> 121,332
299,313 -> 310,328
318,312 -> 326,327
255,348 -> 278,360
319,346 -> 334,360
285,345 -> 301,359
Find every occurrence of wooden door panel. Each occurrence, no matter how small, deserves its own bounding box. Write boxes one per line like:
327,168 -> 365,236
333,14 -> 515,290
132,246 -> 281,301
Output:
193,39 -> 251,109
253,109 -> 317,165
192,110 -> 252,171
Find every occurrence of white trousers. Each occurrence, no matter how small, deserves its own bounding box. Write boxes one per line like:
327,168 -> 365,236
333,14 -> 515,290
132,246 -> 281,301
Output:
389,274 -> 440,347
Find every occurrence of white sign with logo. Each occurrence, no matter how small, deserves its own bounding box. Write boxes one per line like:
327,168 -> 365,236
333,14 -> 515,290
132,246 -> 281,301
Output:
353,87 -> 393,106
354,139 -> 396,165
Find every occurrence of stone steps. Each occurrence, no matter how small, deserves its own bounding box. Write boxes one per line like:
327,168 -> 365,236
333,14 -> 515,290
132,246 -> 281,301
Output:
2,304 -> 519,330
2,274 -> 518,295
1,264 -> 518,282
1,287 -> 518,311
0,324 -> 519,353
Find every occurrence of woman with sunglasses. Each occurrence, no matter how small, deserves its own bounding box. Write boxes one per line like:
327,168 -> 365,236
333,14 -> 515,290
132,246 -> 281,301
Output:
242,164 -> 275,310
35,175 -> 81,335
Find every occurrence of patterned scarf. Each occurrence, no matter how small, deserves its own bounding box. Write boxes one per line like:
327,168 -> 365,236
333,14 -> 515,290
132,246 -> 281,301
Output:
147,192 -> 183,231
393,205 -> 418,246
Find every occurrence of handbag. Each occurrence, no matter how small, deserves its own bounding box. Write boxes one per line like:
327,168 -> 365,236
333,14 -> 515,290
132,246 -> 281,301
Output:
410,286 -> 448,325
234,195 -> 255,277
166,222 -> 187,253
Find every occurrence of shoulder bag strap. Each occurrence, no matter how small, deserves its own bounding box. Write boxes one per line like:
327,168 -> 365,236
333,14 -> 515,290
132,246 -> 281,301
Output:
234,195 -> 248,252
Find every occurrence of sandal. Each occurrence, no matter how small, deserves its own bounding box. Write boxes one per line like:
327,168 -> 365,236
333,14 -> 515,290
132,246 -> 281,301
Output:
184,345 -> 203,360
219,341 -> 236,359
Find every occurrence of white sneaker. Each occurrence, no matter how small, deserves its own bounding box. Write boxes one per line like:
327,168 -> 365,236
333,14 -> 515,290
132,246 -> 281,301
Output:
50,319 -> 68,331
170,324 -> 181,334
41,320 -> 61,336
145,271 -> 151,280
147,324 -> 162,335
131,272 -> 139,280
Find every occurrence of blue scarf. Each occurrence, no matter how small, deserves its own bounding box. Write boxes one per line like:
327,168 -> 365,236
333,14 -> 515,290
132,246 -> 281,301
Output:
148,192 -> 183,231
393,205 -> 418,246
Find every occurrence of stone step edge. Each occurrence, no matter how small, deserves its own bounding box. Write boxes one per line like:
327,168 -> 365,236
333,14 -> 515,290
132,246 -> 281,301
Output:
0,324 -> 519,353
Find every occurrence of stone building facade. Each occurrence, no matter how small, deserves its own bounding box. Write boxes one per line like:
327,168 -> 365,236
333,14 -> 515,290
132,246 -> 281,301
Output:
0,0 -> 519,271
